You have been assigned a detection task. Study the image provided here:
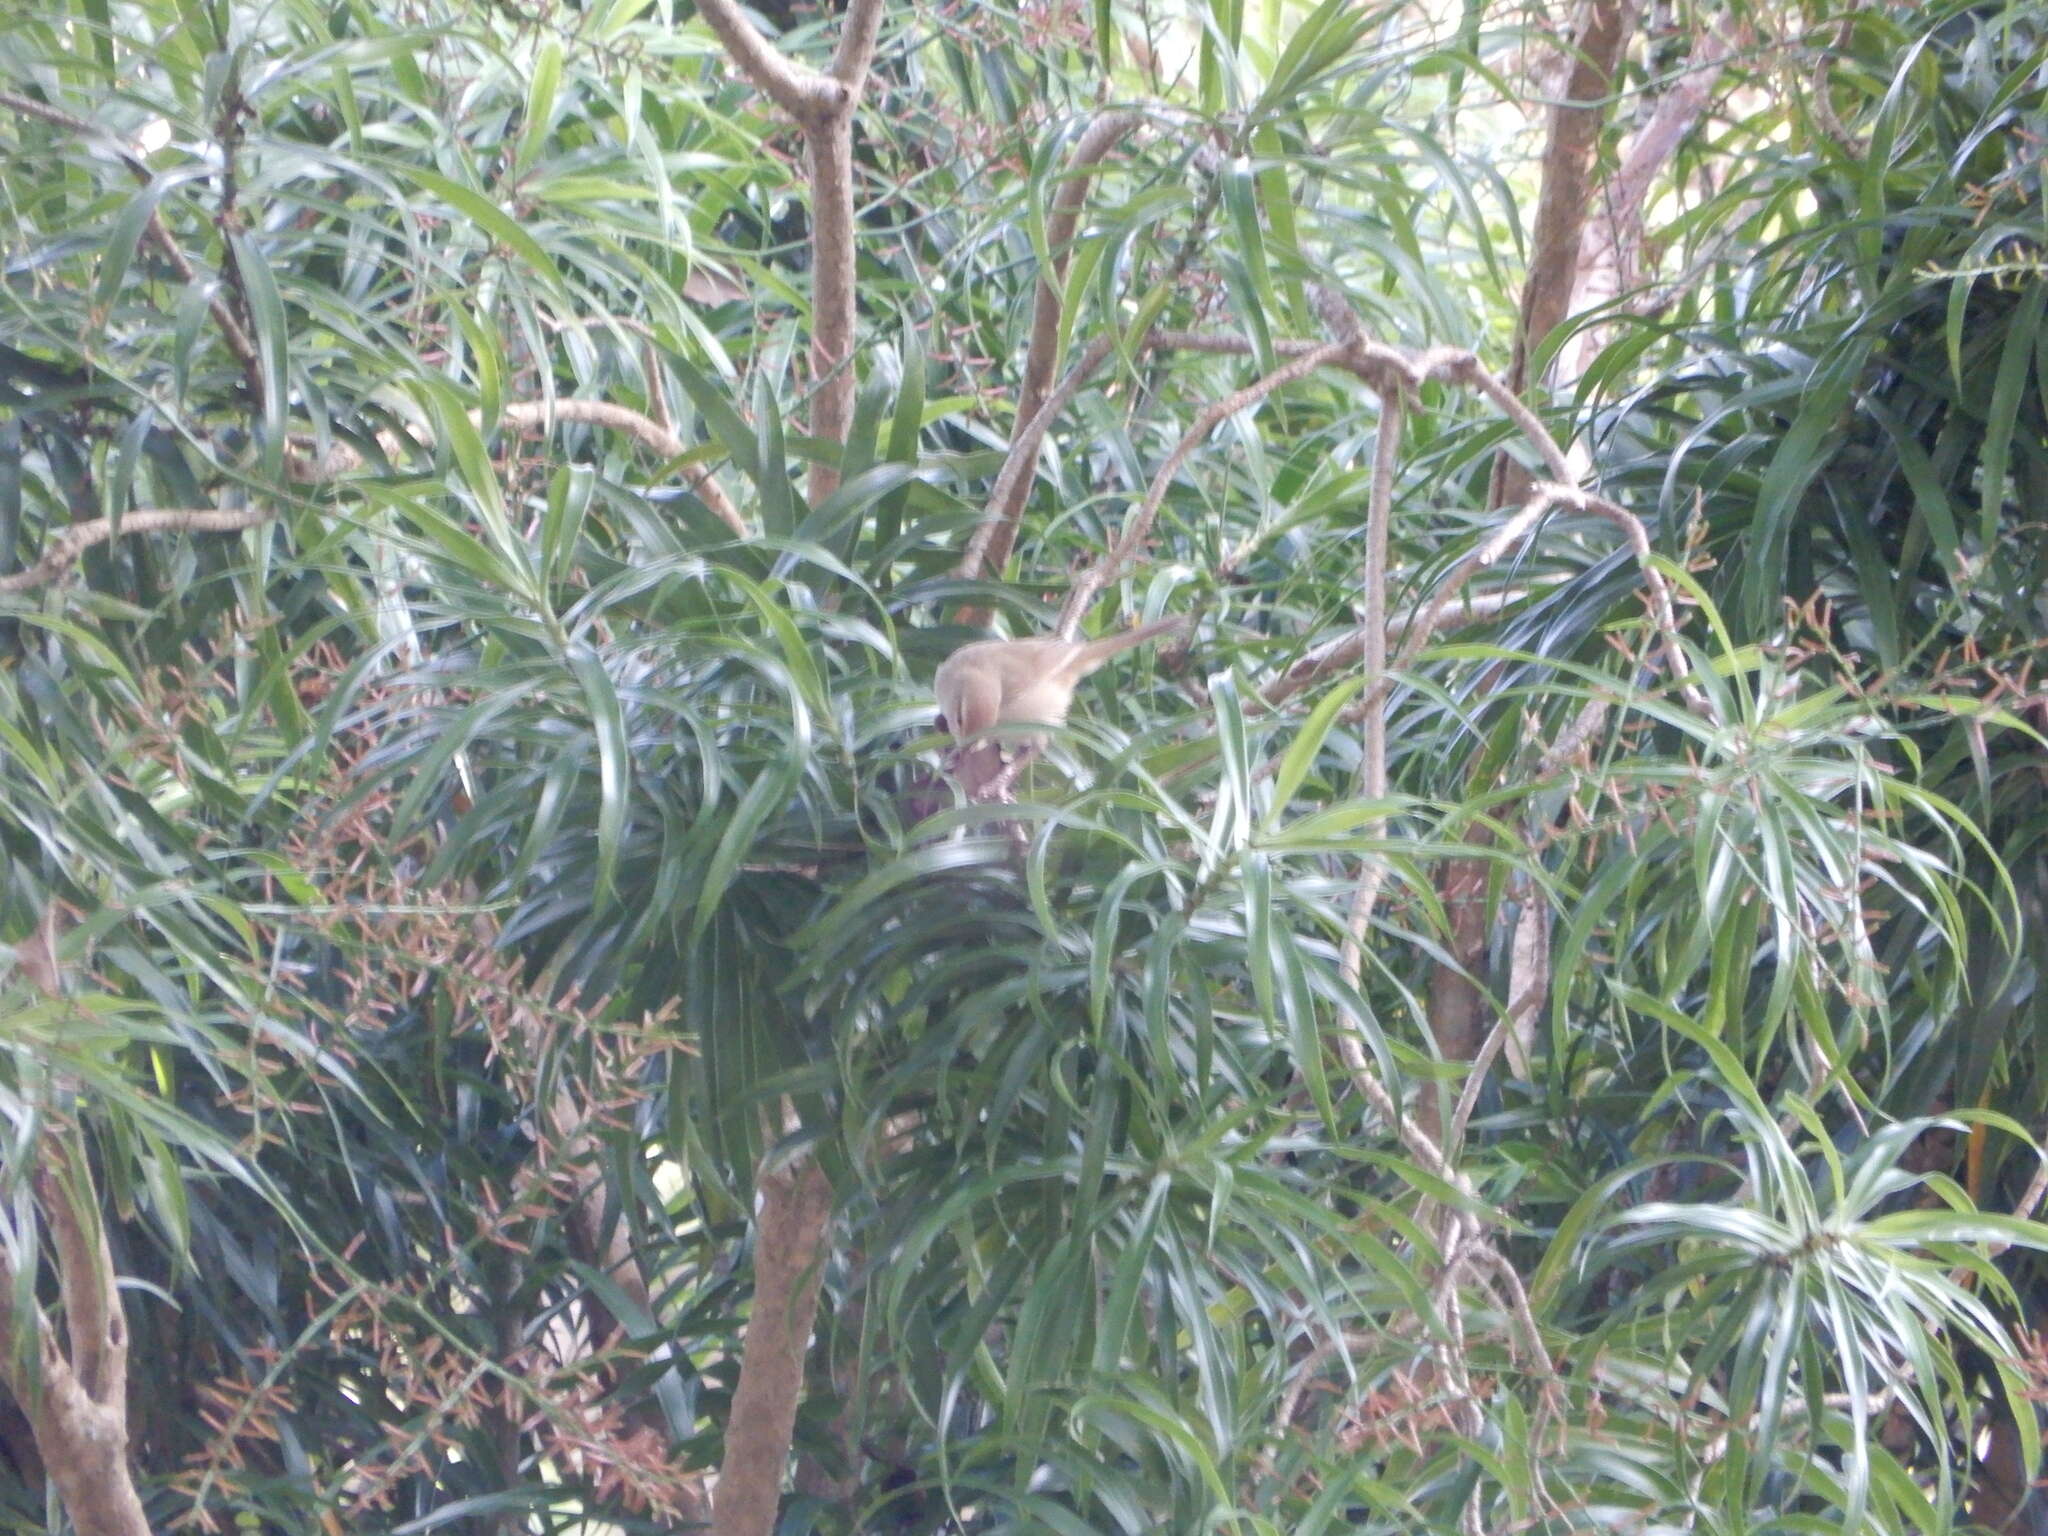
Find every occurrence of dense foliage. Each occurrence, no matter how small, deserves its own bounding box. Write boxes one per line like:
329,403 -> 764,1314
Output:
1,0 -> 2045,1531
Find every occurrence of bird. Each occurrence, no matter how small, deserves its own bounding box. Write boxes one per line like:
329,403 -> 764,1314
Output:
933,616 -> 1187,800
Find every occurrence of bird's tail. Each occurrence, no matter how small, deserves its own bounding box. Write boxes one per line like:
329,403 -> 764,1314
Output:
1072,614 -> 1190,670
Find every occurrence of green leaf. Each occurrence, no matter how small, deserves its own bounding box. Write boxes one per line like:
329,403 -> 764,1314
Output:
226,230 -> 290,480
513,37 -> 563,176
1262,673 -> 1364,831
564,642 -> 629,912
390,163 -> 567,296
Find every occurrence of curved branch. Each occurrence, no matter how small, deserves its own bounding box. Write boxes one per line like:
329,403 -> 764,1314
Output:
1568,486 -> 1710,714
1324,479 -> 1710,729
1423,349 -> 1574,483
1259,588 -> 1540,710
690,0 -> 843,119
0,507 -> 272,593
503,399 -> 684,458
504,401 -> 749,537
959,112 -> 1143,592
960,322 -> 1425,604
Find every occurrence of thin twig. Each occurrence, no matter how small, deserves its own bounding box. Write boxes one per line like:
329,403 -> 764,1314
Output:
1335,384 -> 1406,1120
1,88 -> 265,403
288,399 -> 752,538
1057,341 -> 1351,636
1258,588 -> 1540,710
1427,350 -> 1574,483
957,333 -> 1117,583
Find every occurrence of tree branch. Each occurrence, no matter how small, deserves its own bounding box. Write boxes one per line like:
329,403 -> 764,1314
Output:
1056,341 -> 1350,636
0,389 -> 767,597
288,399 -> 750,536
503,401 -> 749,537
804,118 -> 861,503
692,17 -> 888,1502
0,507 -> 272,594
1424,348 -> 1574,483
828,0 -> 888,88
961,320 -> 1427,605
1565,486 -> 1710,715
36,1156 -> 122,1410
1489,0 -> 1637,508
1335,384 -> 1407,1127
953,115 -> 1140,597
690,0 -> 842,119
712,1154 -> 834,1536
693,0 -> 884,502
1020,114 -> 1143,424
1563,23 -> 1740,385
0,989 -> 151,1536
957,333 -> 1117,585
1258,588 -> 1540,709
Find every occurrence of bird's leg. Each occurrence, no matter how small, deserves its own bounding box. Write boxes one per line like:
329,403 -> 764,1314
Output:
976,743 -> 1041,803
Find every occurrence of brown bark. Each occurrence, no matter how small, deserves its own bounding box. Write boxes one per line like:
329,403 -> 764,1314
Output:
682,1 -> 885,1519
712,1157 -> 835,1536
957,334 -> 1119,590
957,113 -> 1142,596
30,1374 -> 149,1536
0,506 -> 273,593
1490,0 -> 1637,510
0,1139 -> 150,1536
1562,22 -> 1738,386
504,402 -> 747,536
1419,853 -> 1492,1148
691,0 -> 884,505
804,116 -> 861,504
1442,1 -> 1637,1123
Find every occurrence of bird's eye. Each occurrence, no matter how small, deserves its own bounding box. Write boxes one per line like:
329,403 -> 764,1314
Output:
933,714 -> 949,734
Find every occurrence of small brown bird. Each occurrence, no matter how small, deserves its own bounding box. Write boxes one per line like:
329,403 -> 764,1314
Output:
934,616 -> 1187,799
